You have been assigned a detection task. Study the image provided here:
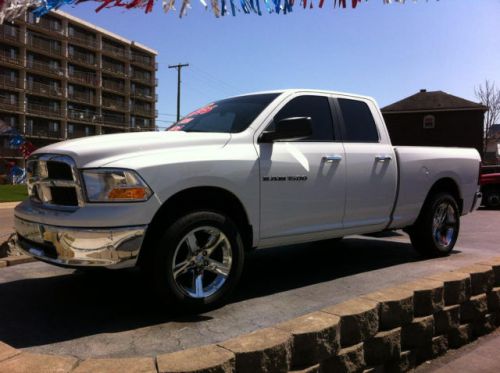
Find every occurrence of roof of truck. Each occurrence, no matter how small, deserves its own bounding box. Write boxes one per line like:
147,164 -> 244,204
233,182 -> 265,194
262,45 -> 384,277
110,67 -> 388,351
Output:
232,89 -> 377,102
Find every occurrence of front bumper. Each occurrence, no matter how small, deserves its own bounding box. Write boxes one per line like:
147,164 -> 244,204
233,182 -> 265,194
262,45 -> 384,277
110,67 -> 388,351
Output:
14,216 -> 147,269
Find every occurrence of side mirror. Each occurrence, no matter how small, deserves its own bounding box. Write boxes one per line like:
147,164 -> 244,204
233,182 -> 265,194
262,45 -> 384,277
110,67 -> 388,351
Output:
259,116 -> 313,143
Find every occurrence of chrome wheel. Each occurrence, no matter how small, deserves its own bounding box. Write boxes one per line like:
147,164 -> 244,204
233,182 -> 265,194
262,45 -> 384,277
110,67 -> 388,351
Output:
432,202 -> 457,250
172,226 -> 232,299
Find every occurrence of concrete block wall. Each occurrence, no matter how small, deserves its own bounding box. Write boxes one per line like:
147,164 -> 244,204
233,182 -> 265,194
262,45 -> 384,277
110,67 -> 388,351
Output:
1,257 -> 500,372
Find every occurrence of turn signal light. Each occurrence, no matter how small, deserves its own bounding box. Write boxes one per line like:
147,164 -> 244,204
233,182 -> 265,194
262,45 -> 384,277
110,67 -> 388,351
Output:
108,187 -> 147,200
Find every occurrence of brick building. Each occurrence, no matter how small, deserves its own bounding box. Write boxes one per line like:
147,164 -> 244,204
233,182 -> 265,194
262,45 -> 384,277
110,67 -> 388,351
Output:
0,10 -> 157,167
382,90 -> 487,157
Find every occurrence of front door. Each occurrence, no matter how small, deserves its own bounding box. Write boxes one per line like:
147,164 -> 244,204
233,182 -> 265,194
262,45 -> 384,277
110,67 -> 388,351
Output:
258,94 -> 346,242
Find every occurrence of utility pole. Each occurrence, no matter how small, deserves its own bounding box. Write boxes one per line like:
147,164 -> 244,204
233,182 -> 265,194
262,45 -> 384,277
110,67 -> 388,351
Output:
168,63 -> 189,122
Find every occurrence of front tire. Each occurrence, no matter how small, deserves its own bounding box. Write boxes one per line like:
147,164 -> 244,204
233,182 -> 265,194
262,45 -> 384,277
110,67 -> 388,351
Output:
482,186 -> 500,209
409,192 -> 460,258
151,211 -> 244,312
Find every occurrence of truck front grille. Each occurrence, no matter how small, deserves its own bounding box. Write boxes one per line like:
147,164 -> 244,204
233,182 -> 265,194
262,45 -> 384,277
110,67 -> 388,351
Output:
27,154 -> 83,209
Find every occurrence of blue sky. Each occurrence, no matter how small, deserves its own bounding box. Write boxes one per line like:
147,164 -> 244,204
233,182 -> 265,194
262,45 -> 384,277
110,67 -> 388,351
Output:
65,0 -> 500,129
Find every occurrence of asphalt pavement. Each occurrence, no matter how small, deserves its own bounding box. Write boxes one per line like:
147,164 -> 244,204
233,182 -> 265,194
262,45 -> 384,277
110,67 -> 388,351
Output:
0,207 -> 499,359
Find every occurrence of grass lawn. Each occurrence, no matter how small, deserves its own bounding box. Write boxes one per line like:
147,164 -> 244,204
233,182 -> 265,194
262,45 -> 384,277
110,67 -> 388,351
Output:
0,184 -> 28,202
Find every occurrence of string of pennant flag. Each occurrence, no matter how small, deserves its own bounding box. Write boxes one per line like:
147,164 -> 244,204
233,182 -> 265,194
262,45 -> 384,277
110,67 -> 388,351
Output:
0,120 -> 36,159
0,0 -> 437,23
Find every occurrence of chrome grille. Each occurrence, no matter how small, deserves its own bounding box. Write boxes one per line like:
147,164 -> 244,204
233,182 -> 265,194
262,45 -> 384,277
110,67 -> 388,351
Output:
27,154 -> 84,209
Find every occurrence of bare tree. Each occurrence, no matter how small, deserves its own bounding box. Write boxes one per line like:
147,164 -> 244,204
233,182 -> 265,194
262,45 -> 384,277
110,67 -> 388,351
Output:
475,80 -> 500,156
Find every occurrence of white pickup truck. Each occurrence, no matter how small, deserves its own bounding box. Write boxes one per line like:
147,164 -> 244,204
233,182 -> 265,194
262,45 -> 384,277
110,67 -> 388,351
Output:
14,89 -> 482,310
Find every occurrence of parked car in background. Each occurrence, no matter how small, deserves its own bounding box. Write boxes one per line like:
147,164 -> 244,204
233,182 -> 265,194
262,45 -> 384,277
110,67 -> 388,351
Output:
480,166 -> 500,208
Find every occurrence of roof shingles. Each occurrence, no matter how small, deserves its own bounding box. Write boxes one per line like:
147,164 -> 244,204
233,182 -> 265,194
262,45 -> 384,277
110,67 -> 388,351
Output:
382,90 -> 487,113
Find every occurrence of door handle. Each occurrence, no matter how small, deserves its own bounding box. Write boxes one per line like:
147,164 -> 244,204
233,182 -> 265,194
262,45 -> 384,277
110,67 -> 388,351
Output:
375,155 -> 392,162
322,155 -> 343,163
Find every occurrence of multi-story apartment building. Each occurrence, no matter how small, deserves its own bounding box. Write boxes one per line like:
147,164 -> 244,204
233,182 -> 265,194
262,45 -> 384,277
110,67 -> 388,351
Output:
0,10 -> 157,167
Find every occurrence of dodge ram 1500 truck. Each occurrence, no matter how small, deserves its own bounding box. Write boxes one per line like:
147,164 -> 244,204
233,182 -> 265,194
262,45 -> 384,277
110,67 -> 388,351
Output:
14,89 -> 482,310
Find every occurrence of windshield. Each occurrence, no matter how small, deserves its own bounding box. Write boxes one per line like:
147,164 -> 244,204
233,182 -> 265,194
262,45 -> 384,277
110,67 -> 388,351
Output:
167,93 -> 280,133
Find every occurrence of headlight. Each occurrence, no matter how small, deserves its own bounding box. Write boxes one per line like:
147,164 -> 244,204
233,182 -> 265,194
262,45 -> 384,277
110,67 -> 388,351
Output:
82,169 -> 152,202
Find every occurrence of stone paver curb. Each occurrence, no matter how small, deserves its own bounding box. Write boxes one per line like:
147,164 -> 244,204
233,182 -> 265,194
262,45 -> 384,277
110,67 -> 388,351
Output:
2,257 -> 500,372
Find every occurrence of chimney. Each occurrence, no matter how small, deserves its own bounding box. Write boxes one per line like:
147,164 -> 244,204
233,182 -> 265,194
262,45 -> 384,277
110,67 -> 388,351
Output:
420,89 -> 427,93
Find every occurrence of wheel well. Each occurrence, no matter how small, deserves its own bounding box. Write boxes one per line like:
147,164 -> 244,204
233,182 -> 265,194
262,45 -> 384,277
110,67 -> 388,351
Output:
138,187 -> 253,266
425,178 -> 463,214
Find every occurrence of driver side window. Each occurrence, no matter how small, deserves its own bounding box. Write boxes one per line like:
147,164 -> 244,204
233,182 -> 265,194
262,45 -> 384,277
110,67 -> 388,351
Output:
268,95 -> 335,141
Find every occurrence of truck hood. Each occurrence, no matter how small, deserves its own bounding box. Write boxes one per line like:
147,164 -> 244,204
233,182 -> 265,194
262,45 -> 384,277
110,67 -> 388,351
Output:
33,131 -> 231,168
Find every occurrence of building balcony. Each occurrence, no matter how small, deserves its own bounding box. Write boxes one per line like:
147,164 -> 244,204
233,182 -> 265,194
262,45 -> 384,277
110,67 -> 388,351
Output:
102,98 -> 126,111
27,17 -> 63,36
131,74 -> 152,85
26,103 -> 63,118
68,72 -> 99,86
0,51 -> 23,67
131,54 -> 155,69
131,106 -> 154,117
102,63 -> 126,76
67,109 -> 99,123
0,148 -> 23,158
27,36 -> 62,56
69,52 -> 97,67
27,81 -> 63,98
68,92 -> 96,105
0,75 -> 20,90
131,91 -> 155,101
69,35 -> 98,50
102,80 -> 125,94
102,114 -> 126,126
0,100 -> 22,113
26,128 -> 62,139
27,60 -> 64,77
0,25 -> 20,43
102,43 -> 128,60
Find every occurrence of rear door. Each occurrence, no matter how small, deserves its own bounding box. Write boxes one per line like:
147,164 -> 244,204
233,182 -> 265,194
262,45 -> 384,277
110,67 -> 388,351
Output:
335,97 -> 398,231
258,94 -> 346,242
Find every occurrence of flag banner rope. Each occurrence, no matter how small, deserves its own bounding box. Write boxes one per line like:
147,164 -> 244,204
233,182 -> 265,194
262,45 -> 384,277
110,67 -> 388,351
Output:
0,0 -> 437,23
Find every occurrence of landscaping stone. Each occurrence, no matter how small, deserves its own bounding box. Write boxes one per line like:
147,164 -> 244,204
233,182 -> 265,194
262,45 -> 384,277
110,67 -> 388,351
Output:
487,287 -> 500,311
416,335 -> 448,364
289,364 -> 321,373
275,311 -> 340,368
321,342 -> 365,373
4,255 -> 35,266
454,264 -> 495,295
434,305 -> 460,335
363,328 -> 401,366
156,344 -> 235,373
0,260 -> 6,268
398,279 -> 444,317
322,298 -> 379,347
0,352 -> 78,373
219,327 -> 291,373
426,272 -> 471,305
73,357 -> 156,373
448,324 -> 473,348
479,258 -> 500,286
401,315 -> 434,350
385,349 -> 415,373
461,294 -> 488,323
362,287 -> 413,330
472,313 -> 496,337
0,341 -> 20,362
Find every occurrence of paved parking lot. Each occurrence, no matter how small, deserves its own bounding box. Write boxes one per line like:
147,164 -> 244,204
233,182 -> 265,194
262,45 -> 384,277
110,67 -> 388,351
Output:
0,207 -> 498,359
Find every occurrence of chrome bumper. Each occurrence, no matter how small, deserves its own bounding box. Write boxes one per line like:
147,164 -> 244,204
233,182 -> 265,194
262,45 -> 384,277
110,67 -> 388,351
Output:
14,217 -> 147,269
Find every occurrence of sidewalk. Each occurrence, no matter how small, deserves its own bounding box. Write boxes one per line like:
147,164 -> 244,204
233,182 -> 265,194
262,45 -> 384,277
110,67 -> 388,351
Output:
418,329 -> 500,372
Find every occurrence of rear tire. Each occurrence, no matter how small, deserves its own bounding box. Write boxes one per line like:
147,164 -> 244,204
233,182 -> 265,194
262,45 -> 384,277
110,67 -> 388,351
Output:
409,192 -> 460,258
150,210 -> 244,312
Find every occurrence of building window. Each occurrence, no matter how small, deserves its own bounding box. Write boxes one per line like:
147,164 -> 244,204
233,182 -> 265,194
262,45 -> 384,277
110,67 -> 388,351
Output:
68,124 -> 74,134
49,121 -> 59,132
423,115 -> 435,129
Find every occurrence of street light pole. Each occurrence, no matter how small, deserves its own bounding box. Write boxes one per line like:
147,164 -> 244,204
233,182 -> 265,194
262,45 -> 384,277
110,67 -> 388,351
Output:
168,63 -> 189,122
